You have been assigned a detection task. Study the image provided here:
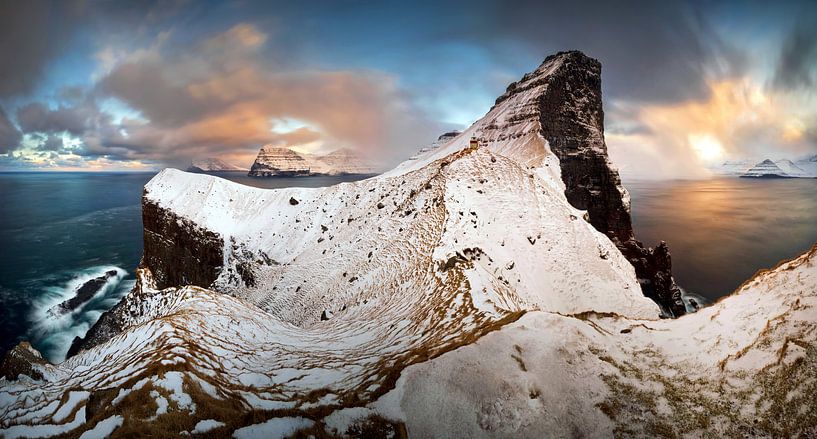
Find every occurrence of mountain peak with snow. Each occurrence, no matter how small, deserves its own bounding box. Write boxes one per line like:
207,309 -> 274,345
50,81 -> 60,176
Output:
742,158 -> 793,178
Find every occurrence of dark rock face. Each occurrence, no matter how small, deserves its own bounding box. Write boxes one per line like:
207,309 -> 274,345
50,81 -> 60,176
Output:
142,197 -> 224,290
0,342 -> 46,380
503,51 -> 686,316
47,270 -> 118,317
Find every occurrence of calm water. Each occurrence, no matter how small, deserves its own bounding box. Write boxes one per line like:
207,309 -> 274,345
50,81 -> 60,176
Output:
0,171 -> 370,361
626,177 -> 817,303
1,172 -> 815,361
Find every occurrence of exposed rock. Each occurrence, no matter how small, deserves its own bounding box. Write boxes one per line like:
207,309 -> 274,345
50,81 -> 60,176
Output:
496,50 -> 686,316
249,146 -> 312,177
66,198 -> 225,358
0,342 -> 46,380
86,388 -> 118,420
141,199 -> 224,290
289,197 -> 299,205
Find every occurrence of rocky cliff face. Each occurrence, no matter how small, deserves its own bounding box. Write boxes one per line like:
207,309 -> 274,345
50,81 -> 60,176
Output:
494,51 -> 686,316
66,197 -> 226,357
248,146 -> 313,176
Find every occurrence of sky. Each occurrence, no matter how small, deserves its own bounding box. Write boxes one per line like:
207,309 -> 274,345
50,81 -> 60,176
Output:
0,0 -> 815,178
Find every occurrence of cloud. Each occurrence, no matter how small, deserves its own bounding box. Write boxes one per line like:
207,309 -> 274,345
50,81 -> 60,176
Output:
0,107 -> 22,153
479,0 -> 746,104
608,78 -> 817,179
771,24 -> 817,91
0,1 -> 80,98
16,103 -> 89,136
82,23 -> 442,168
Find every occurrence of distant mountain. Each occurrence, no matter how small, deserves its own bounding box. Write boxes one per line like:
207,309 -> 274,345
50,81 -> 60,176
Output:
715,155 -> 817,178
775,159 -> 807,177
795,154 -> 817,177
248,146 -> 380,177
740,159 -> 793,178
187,158 -> 247,172
712,159 -> 752,176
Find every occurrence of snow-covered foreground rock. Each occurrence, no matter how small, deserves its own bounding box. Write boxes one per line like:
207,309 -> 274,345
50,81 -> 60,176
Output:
2,51 -> 816,438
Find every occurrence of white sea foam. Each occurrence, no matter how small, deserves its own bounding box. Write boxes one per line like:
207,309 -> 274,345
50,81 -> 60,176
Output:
27,266 -> 130,363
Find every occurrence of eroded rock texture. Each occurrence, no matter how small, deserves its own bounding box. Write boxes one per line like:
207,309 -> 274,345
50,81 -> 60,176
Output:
497,51 -> 686,316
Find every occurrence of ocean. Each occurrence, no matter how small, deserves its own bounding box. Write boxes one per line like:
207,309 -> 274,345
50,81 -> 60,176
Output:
626,177 -> 817,306
1,172 -> 816,362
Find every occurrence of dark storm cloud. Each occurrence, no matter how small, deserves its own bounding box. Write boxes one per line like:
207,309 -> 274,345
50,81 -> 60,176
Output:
772,24 -> 817,91
16,102 -> 88,136
0,1 -> 81,98
0,107 -> 22,153
33,134 -> 65,152
477,0 -> 746,103
99,63 -> 206,126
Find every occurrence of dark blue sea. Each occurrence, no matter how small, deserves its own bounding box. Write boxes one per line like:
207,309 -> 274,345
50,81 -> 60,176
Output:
1,172 -> 816,362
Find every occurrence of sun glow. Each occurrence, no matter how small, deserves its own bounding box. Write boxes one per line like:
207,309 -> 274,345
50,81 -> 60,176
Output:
688,133 -> 725,163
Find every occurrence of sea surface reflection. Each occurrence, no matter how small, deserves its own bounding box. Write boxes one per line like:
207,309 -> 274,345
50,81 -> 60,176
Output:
625,177 -> 817,302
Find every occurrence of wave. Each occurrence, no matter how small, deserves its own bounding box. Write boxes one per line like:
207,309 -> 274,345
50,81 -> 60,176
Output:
681,290 -> 709,313
27,265 -> 133,363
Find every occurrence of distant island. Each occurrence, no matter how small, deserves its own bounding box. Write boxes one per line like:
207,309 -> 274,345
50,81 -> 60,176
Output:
713,156 -> 817,178
247,146 -> 380,177
186,158 -> 247,173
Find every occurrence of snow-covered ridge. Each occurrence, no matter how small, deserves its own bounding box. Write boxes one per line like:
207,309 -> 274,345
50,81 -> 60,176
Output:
2,50 -> 816,437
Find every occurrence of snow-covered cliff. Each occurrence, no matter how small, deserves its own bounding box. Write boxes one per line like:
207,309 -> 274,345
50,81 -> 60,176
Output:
2,51 -> 816,438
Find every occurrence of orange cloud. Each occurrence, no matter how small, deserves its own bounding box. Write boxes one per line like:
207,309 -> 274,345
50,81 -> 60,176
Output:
608,78 -> 817,179
93,23 -> 441,168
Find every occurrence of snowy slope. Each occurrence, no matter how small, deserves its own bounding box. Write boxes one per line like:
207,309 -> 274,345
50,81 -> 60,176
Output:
2,51 -> 816,438
795,154 -> 817,177
774,159 -> 807,177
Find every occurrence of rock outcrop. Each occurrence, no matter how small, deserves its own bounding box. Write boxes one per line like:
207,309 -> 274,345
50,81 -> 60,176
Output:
0,342 -> 46,381
494,51 -> 686,316
47,270 -> 119,317
248,146 -> 313,177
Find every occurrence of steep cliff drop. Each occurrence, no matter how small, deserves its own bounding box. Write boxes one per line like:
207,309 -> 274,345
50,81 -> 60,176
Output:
496,51 -> 686,316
